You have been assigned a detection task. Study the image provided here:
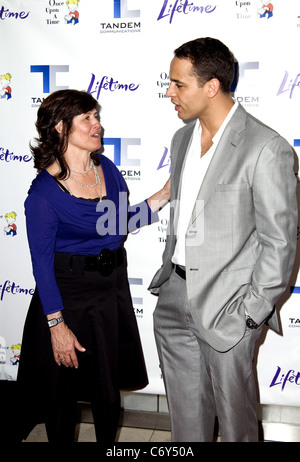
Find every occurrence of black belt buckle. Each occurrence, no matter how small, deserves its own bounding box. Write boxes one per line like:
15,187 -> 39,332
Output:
96,248 -> 116,276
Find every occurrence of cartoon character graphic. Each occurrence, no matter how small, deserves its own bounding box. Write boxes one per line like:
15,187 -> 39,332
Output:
257,1 -> 274,19
64,0 -> 80,25
10,344 -> 21,366
4,211 -> 17,236
0,73 -> 12,100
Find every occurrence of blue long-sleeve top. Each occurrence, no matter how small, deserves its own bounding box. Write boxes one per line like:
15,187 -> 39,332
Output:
25,154 -> 158,315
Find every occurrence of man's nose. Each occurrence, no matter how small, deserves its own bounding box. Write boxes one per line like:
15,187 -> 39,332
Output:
166,83 -> 175,97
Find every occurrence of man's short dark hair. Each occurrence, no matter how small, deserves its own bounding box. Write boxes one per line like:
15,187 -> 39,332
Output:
174,37 -> 236,94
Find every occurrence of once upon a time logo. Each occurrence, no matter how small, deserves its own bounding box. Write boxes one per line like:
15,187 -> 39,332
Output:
157,71 -> 170,99
45,0 -> 81,26
0,72 -> 12,100
2,211 -> 17,238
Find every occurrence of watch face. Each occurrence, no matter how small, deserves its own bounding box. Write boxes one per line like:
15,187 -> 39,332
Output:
246,317 -> 258,329
48,317 -> 63,327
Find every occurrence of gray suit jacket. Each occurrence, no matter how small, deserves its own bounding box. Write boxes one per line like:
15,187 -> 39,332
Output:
149,104 -> 298,352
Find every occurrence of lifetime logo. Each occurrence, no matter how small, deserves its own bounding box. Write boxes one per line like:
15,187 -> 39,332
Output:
114,0 -> 140,18
30,65 -> 69,93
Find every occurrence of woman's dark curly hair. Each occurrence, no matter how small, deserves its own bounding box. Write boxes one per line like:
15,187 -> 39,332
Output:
30,89 -> 101,180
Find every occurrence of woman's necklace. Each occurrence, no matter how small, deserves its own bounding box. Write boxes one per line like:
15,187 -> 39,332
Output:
70,159 -> 93,175
63,163 -> 102,200
69,163 -> 99,187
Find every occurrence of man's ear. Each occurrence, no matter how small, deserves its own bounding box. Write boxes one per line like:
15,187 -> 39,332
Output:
206,78 -> 220,98
55,120 -> 64,134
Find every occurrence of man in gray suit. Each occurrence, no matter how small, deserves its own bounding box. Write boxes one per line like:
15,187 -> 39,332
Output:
149,37 -> 297,442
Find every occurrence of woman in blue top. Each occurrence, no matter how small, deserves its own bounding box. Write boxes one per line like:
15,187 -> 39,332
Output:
17,89 -> 170,443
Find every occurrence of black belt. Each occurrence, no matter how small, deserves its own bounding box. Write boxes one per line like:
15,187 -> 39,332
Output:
173,264 -> 186,280
55,247 -> 124,277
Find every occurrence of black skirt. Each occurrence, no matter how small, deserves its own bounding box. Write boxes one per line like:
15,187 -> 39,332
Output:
16,248 -> 148,439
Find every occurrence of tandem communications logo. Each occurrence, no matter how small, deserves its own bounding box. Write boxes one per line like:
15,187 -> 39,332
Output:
232,61 -> 260,109
100,0 -> 141,33
129,277 -> 144,318
30,64 -> 69,107
289,286 -> 300,328
103,137 -> 141,181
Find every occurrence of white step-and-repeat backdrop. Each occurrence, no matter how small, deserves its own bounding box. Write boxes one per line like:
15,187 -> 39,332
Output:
0,0 -> 299,406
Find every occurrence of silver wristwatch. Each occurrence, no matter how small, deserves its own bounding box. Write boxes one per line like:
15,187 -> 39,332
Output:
245,315 -> 259,329
47,316 -> 64,328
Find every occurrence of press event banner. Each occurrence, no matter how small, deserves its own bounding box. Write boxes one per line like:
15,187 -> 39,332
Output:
0,0 -> 299,407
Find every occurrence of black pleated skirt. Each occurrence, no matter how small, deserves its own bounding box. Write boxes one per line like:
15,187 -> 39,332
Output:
16,249 -> 148,440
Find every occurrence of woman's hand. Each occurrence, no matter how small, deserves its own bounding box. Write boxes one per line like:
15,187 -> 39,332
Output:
47,314 -> 86,368
147,176 -> 171,212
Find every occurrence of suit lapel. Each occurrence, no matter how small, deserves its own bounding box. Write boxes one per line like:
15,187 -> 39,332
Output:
167,122 -> 195,249
173,122 -> 195,199
189,104 -> 247,226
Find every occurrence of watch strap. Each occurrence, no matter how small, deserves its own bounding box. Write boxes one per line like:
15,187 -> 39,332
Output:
47,316 -> 64,328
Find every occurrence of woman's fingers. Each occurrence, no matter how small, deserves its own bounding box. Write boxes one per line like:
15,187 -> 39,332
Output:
50,323 -> 85,368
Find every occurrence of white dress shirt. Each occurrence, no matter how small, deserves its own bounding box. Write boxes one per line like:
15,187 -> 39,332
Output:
172,101 -> 238,266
